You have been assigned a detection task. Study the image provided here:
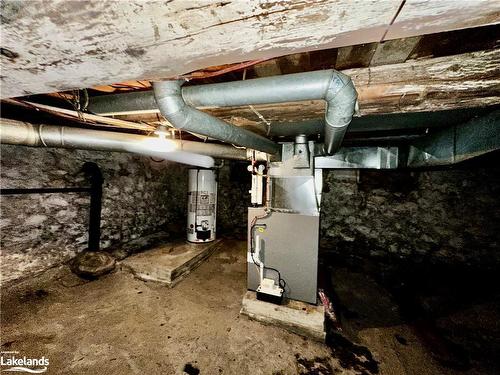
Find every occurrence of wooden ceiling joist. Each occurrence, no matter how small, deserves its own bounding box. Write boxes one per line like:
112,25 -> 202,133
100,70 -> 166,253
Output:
1,0 -> 499,99
97,49 -> 499,127
207,49 -> 500,125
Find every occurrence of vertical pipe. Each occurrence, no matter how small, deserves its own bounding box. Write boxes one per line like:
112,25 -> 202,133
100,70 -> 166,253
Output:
83,162 -> 103,251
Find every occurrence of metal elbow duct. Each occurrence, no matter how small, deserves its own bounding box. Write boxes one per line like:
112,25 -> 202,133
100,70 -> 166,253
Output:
152,80 -> 280,155
179,69 -> 357,156
97,70 -> 357,156
323,72 -> 358,155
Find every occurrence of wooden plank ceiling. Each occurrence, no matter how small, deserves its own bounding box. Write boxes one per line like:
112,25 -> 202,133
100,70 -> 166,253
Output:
92,25 -> 500,132
89,23 -> 500,94
1,0 -> 499,99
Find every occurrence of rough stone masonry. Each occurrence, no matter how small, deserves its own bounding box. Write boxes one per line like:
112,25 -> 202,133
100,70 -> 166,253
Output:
2,144 -> 499,284
0,145 -> 187,283
320,165 -> 500,268
216,160 -> 500,269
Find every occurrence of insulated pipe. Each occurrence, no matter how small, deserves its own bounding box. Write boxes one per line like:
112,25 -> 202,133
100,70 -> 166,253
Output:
153,80 -> 280,155
0,119 -> 249,163
157,69 -> 357,155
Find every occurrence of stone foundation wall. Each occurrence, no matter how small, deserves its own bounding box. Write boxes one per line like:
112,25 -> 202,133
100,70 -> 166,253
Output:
3,143 -> 498,283
0,145 -> 187,283
217,161 -> 251,238
320,166 -> 500,268
212,160 -> 500,268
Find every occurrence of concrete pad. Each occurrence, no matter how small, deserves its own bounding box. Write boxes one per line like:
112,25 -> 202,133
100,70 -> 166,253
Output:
240,291 -> 326,342
120,239 -> 222,286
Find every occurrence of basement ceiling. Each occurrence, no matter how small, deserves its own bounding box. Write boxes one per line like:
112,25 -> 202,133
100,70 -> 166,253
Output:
1,1 -> 499,153
1,0 -> 499,99
4,24 -> 498,137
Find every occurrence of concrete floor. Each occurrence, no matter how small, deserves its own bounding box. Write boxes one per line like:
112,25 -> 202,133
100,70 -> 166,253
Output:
0,239 -> 478,374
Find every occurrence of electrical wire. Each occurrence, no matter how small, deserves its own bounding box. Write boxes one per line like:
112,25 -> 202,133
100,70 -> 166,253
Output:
249,211 -> 287,290
250,251 -> 286,290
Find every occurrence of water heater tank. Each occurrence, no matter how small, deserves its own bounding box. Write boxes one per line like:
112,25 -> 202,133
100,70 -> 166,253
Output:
187,169 -> 217,243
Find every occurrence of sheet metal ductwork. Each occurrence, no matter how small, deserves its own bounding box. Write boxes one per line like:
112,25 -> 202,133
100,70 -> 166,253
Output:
0,119 -> 252,167
153,80 -> 280,155
153,69 -> 358,156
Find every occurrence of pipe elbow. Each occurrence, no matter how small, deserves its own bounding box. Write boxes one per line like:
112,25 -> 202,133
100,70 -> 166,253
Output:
322,70 -> 358,155
325,71 -> 357,126
152,80 -> 187,122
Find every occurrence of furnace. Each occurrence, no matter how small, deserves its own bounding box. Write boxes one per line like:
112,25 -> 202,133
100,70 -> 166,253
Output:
246,138 -> 321,305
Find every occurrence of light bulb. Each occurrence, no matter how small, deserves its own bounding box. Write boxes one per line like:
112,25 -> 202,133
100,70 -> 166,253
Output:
139,136 -> 177,153
123,124 -> 214,167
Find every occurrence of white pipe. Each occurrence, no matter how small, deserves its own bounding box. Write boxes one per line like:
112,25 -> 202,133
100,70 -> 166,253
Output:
255,234 -> 264,284
0,119 -> 259,166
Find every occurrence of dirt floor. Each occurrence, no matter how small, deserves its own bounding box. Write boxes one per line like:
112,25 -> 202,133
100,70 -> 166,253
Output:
0,239 -> 495,374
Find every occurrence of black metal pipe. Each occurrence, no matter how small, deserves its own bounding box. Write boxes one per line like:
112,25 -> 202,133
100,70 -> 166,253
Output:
0,187 -> 90,195
0,162 -> 104,251
82,162 -> 103,251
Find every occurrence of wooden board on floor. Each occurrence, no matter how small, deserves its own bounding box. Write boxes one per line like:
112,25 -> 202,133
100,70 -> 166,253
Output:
120,239 -> 222,287
240,291 -> 326,342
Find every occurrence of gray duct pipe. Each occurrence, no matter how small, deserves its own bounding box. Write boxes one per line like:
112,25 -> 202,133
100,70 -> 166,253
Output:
0,119 -> 249,165
153,80 -> 280,155
153,69 -> 357,156
183,69 -> 357,155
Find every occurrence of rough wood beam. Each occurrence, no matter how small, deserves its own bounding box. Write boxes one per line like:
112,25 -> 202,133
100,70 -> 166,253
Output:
385,0 -> 500,40
0,0 -> 401,99
202,49 -> 499,124
351,49 -> 500,114
335,43 -> 378,70
2,0 -> 498,98
369,36 -> 422,66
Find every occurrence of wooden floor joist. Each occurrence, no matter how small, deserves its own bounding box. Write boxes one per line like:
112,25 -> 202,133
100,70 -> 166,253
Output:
1,0 -> 499,98
203,49 -> 500,125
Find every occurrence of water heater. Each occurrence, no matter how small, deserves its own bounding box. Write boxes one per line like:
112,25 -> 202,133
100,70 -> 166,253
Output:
187,169 -> 217,243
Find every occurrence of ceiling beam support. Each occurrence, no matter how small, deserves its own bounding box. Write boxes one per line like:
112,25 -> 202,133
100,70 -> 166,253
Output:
87,49 -> 500,123
1,0 -> 498,98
